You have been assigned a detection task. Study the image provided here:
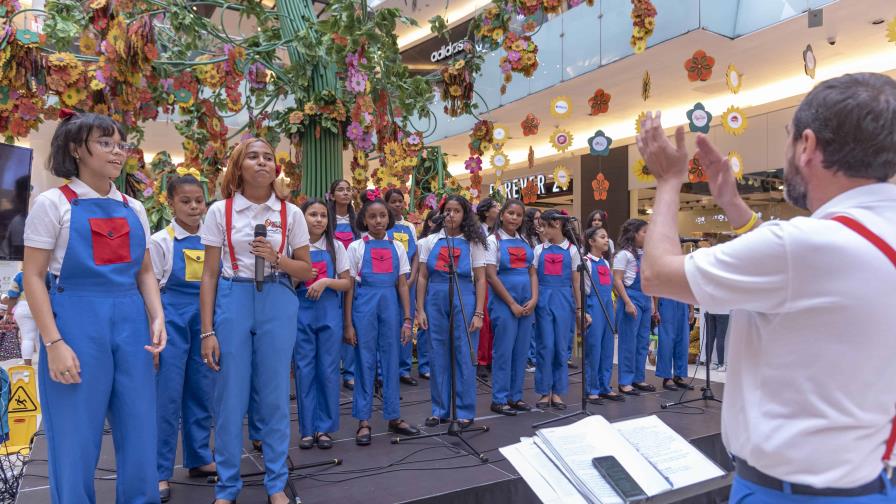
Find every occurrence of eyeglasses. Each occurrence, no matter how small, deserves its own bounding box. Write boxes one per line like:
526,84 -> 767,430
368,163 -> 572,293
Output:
92,139 -> 133,154
333,186 -> 351,194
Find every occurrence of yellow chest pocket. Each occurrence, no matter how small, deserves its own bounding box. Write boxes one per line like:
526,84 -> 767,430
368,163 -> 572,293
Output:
392,232 -> 409,252
182,249 -> 205,282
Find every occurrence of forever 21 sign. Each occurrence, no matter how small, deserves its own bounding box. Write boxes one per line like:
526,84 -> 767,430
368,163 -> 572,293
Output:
487,174 -> 574,201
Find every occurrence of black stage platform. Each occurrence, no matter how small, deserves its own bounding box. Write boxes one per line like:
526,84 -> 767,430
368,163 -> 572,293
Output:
16,361 -> 730,503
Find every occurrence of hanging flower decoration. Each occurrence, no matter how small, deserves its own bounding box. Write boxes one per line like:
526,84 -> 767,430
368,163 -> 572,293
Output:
630,0 -> 657,54
490,151 -> 509,169
722,105 -> 747,135
588,129 -> 612,156
803,44 -> 817,79
440,57 -> 474,117
15,29 -> 40,46
635,111 -> 648,134
549,128 -> 573,152
727,151 -> 745,181
521,113 -> 540,136
684,50 -> 715,82
528,146 -> 535,171
551,96 -> 572,118
500,31 -> 538,94
477,5 -> 510,43
587,89 -> 611,116
641,71 -> 651,101
552,165 -> 571,191
492,125 -> 508,148
887,18 -> 896,44
465,156 -> 483,174
688,155 -> 708,183
725,64 -> 743,93
521,178 -> 538,204
687,102 -> 712,133
468,119 -> 495,156
633,159 -> 655,183
542,0 -> 563,14
469,171 -> 483,201
592,172 -> 609,201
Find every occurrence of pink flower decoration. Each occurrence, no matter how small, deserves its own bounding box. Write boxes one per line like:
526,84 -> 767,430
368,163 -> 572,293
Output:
346,121 -> 364,141
465,156 -> 483,174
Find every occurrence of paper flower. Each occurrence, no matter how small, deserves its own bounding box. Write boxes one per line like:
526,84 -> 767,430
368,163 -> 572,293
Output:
635,111 -> 648,134
726,64 -> 743,94
888,18 -> 896,44
722,105 -> 747,135
642,71 -> 651,101
588,89 -> 611,116
492,125 -> 508,146
803,44 -> 816,79
549,128 -> 573,152
550,96 -> 572,118
522,179 -> 538,204
465,156 -> 483,174
727,151 -> 744,181
553,165 -> 571,190
688,155 -> 708,183
687,102 -> 712,134
592,172 -> 609,201
490,151 -> 508,169
527,146 -> 535,171
633,159 -> 655,183
684,50 -> 715,82
521,113 -> 540,136
15,29 -> 40,46
588,130 -> 612,156
173,88 -> 193,104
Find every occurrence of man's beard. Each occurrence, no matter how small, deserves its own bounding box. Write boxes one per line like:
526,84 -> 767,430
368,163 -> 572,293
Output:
784,154 -> 809,211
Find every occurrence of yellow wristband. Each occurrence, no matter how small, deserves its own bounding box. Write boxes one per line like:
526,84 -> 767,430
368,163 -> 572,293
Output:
733,212 -> 758,235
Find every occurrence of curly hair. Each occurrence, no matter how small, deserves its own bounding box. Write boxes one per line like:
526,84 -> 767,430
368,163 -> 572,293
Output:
522,207 -> 543,248
616,218 -> 648,256
433,194 -> 487,247
355,189 -> 395,233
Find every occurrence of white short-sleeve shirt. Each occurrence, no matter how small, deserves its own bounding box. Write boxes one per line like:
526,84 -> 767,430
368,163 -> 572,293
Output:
24,178 -> 151,276
310,236 -> 350,275
684,183 -> 896,488
346,233 -> 410,282
484,228 -> 523,265
417,231 -> 487,281
201,192 -> 309,279
612,248 -> 641,287
531,240 -> 581,271
150,220 -> 200,286
583,254 -> 612,295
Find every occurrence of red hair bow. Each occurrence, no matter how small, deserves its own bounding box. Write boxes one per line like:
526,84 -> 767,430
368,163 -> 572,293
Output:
367,187 -> 382,201
59,108 -> 76,121
559,209 -> 569,216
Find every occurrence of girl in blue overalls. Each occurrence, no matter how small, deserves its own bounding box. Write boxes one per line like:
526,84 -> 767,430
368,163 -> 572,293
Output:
344,189 -> 418,445
199,137 -> 313,504
656,295 -> 695,391
612,218 -> 654,396
414,209 -> 441,380
151,175 -> 215,501
533,209 -> 587,410
485,199 -> 537,416
523,207 -> 545,371
385,189 -> 420,386
295,199 -> 352,450
328,179 -> 359,391
22,112 -> 165,503
417,195 -> 488,428
583,226 -> 624,404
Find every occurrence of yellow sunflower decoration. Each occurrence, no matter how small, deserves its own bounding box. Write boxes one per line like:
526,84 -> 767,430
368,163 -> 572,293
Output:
490,151 -> 509,169
382,141 -> 403,161
550,96 -> 572,118
887,18 -> 896,44
722,105 -> 747,135
492,125 -> 508,148
552,165 -> 571,191
549,128 -> 573,152
633,159 -> 655,183
725,64 -> 743,94
60,87 -> 87,106
727,151 -> 745,181
635,111 -> 648,134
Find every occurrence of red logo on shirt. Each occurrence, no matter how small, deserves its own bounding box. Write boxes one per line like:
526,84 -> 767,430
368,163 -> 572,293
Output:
264,219 -> 283,234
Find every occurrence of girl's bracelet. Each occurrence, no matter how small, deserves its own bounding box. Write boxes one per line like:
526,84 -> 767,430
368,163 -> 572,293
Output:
200,331 -> 216,340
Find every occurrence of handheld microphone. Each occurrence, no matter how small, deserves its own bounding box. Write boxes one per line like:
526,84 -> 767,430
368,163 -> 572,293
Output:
431,214 -> 446,225
552,215 -> 577,223
254,224 -> 267,292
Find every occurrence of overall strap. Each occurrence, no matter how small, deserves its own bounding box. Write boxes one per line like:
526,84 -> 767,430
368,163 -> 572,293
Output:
277,199 -> 288,256
166,225 -> 175,239
59,184 -> 128,205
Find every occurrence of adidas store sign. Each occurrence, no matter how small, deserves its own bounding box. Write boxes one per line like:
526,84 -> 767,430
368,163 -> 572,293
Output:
430,40 -> 469,63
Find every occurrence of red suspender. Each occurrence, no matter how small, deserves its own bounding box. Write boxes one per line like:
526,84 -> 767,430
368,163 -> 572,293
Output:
831,215 -> 896,467
59,184 -> 128,206
225,197 -> 288,273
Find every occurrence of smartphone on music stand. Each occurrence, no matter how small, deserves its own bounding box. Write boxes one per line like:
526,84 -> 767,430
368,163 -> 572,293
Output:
592,455 -> 648,503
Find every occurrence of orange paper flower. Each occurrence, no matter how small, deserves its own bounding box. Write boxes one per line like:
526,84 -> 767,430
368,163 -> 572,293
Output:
588,88 -> 611,116
684,50 -> 715,82
522,178 -> 538,204
688,156 -> 708,183
592,173 -> 609,201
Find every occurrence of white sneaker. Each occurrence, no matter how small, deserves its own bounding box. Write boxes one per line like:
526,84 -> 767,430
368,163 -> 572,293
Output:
710,363 -> 720,370
716,365 -> 727,372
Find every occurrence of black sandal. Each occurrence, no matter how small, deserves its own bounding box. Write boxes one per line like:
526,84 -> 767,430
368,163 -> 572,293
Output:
491,403 -> 518,416
587,395 -> 604,405
633,382 -> 656,392
425,416 -> 442,427
619,386 -> 641,396
673,377 -> 695,390
551,399 -> 567,411
508,400 -> 532,411
456,419 -> 474,429
599,392 -> 626,402
662,379 -> 679,391
388,419 -> 421,436
355,424 -> 371,446
299,436 -> 315,449
535,396 -> 551,409
316,433 -> 333,450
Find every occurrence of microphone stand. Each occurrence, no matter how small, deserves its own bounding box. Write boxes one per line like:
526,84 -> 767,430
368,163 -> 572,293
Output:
393,232 -> 489,463
533,219 -> 617,429
662,310 -> 722,409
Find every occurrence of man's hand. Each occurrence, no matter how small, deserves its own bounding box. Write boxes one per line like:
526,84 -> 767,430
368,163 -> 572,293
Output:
635,111 -> 688,184
695,134 -> 740,210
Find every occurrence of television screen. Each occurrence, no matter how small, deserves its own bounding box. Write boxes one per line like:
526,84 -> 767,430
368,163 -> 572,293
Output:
0,143 -> 33,261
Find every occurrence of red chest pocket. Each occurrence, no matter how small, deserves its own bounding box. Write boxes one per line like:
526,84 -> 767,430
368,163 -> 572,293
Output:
542,253 -> 564,276
597,265 -> 611,285
507,247 -> 528,269
88,217 -> 132,266
370,248 -> 394,274
334,231 -> 354,249
435,246 -> 461,272
310,260 -> 328,285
